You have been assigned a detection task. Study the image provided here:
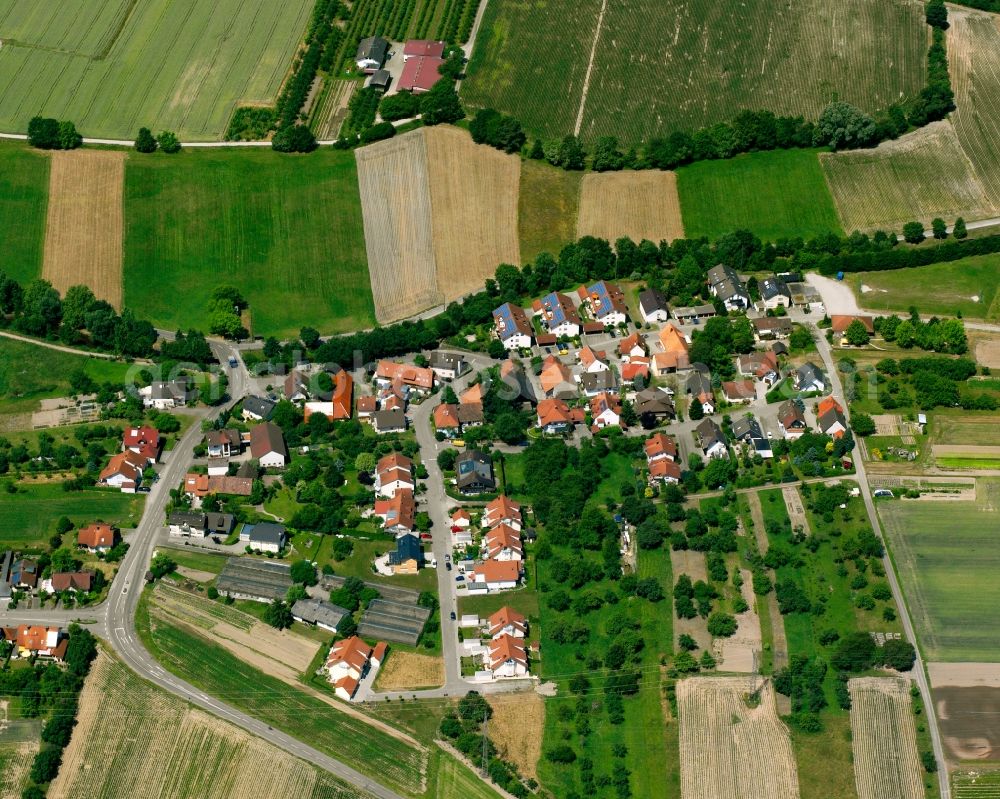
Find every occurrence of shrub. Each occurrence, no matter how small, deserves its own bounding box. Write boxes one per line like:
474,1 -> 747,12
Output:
706,612 -> 738,637
157,131 -> 181,153
360,122 -> 396,143
134,127 -> 158,153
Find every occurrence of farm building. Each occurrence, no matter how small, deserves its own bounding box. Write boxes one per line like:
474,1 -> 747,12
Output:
216,558 -> 292,602
358,598 -> 431,645
291,598 -> 350,633
403,40 -> 445,60
398,55 -> 445,93
355,36 -> 389,72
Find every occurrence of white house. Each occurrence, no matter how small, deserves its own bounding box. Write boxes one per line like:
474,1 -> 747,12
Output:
488,634 -> 529,678
291,599 -> 349,633
249,422 -> 287,469
487,607 -> 527,640
532,292 -> 581,338
638,288 -> 669,323
472,561 -> 522,592
167,512 -> 206,537
97,450 -> 145,493
484,523 -> 523,561
429,351 -> 468,381
707,264 -> 751,311
240,522 -> 286,553
578,280 -> 628,327
482,495 -> 522,530
141,380 -> 191,410
589,392 -> 621,429
759,277 -> 792,310
795,362 -> 826,393
492,303 -> 534,350
374,453 -> 415,498
326,635 -> 373,700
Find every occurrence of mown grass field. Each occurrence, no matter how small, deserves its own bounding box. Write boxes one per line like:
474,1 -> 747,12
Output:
0,483 -> 144,549
847,254 -> 1000,319
123,148 -> 374,339
136,594 -> 428,796
0,0 -> 313,140
677,149 -> 843,241
0,338 -> 136,414
0,141 -> 49,284
518,159 -> 582,262
879,482 -> 1000,661
462,0 -> 925,144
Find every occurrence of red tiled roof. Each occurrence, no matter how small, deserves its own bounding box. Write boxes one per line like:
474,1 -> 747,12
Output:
483,495 -> 521,527
77,523 -> 116,549
377,453 -> 413,476
536,398 -> 572,426
404,40 -> 445,58
376,361 -> 434,390
123,425 -> 160,461
373,489 -> 415,530
327,635 -> 373,672
486,523 -> 522,558
372,641 -> 388,663
644,433 -> 677,460
474,560 -> 521,583
622,362 -> 649,382
649,459 -> 682,481
50,572 -> 93,592
99,450 -> 145,483
619,332 -> 646,356
831,315 -> 874,334
489,633 -> 528,669
540,356 -> 573,394
488,606 -> 527,637
434,403 -> 462,429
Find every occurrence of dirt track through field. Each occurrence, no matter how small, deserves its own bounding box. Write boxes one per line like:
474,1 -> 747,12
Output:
42,150 -> 125,308
678,677 -> 799,799
577,170 -> 684,244
425,125 -> 520,303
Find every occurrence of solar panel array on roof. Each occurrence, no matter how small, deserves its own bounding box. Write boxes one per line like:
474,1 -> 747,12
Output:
539,292 -> 567,326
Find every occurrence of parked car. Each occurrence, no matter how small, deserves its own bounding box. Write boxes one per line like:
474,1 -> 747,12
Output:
449,611 -> 456,620
455,575 -> 465,582
445,562 -> 452,571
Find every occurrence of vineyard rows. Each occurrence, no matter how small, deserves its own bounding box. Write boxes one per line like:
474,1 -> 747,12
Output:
48,654 -> 375,799
462,0 -> 926,144
848,677 -> 924,799
677,677 -> 800,799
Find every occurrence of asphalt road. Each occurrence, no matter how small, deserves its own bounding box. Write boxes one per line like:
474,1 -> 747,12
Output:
806,312 -> 952,799
0,341 -> 407,799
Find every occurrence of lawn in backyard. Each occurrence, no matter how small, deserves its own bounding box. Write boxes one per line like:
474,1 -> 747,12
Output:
677,149 -> 843,241
878,482 -> 1000,661
0,483 -> 144,549
847,254 -> 1000,320
0,141 -> 49,284
0,0 -> 312,140
123,148 -> 374,339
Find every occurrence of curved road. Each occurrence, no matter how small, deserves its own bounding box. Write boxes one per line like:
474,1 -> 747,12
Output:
0,341 -> 407,799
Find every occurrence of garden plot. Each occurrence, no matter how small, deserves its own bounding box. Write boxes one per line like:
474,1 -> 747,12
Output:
677,676 -> 799,799
848,677 -> 923,799
374,650 -> 444,691
670,549 -> 711,651
42,150 -> 125,308
577,170 -> 684,244
717,570 -> 762,674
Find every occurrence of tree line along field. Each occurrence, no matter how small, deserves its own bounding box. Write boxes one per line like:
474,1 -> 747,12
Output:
0,0 -> 314,140
49,650 -> 378,799
123,148 -> 375,339
0,141 -> 49,285
823,5 -> 1000,232
462,0 -> 927,144
877,481 -> 1000,661
676,149 -> 843,241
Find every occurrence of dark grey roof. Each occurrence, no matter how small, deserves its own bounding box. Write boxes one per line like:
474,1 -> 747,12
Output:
638,288 -> 668,314
374,408 -> 406,430
216,558 -> 291,601
819,406 -> 847,432
695,418 -> 726,449
370,69 -> 391,90
580,370 -> 617,393
168,512 -> 206,528
635,387 -> 675,415
760,277 -> 791,301
291,598 -> 350,629
771,341 -> 789,355
732,416 -> 763,441
0,551 -> 12,599
753,316 -> 793,333
429,351 -> 467,372
247,522 -> 286,545
796,362 -> 825,387
356,36 -> 389,63
455,450 -> 495,490
243,396 -> 276,420
686,369 -> 713,395
205,513 -> 234,534
388,533 -> 424,566
151,380 -> 190,401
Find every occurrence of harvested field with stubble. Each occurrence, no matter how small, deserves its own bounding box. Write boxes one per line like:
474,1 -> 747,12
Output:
42,150 -> 125,307
577,171 -> 684,244
425,126 -> 520,302
374,650 -> 444,690
677,677 -> 799,799
356,131 -> 443,323
357,127 -> 520,323
0,741 -> 37,799
848,677 -> 923,799
49,651 -> 373,799
486,692 -> 544,779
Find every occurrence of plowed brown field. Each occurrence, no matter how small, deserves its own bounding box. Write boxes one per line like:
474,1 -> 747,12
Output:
42,150 -> 125,308
577,170 -> 684,244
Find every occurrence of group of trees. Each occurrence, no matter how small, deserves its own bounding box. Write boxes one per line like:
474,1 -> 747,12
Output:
27,116 -> 82,150
870,354 -> 996,410
134,127 -> 180,154
874,313 -> 967,354
469,108 -> 527,154
207,285 -> 249,340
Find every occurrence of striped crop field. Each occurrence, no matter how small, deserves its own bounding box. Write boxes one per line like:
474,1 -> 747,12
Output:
0,0 -> 313,140
0,140 -> 49,285
462,0 -> 926,144
823,5 -> 1000,232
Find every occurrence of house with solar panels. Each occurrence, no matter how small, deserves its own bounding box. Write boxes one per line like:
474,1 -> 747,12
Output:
532,292 -> 581,338
577,280 -> 628,327
492,303 -> 534,350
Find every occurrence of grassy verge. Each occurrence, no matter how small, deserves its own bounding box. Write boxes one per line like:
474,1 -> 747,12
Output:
677,149 -> 843,241
136,591 -> 428,796
123,148 -> 375,339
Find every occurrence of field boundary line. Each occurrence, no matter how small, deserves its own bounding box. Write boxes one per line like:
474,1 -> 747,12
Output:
573,0 -> 608,136
0,329 -> 116,359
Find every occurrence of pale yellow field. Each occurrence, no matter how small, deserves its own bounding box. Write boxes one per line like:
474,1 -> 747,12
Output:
42,150 -> 125,308
356,131 -> 443,323
848,677 -> 923,799
486,692 -> 544,779
577,170 -> 684,244
375,650 -> 445,690
425,125 -> 520,303
677,677 -> 799,799
49,652 -> 368,799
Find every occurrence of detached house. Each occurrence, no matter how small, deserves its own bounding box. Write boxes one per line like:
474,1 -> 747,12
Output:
590,392 -> 621,429
493,303 -> 534,350
434,402 -> 483,438
429,351 -> 469,381
488,634 -> 529,678
455,450 -> 495,495
795,362 -> 826,393
375,360 -> 435,395
205,428 -> 242,459
817,397 -> 848,438
242,396 -> 276,422
696,418 -> 728,460
580,370 -> 617,397
123,426 -> 160,464
654,323 -> 691,375
326,635 -> 376,701
635,387 -> 675,422
473,560 -> 522,592
373,407 -> 407,434
752,316 -> 794,341
737,351 -> 779,386
484,523 -> 522,561
284,370 -> 311,403
98,450 -> 146,493
732,416 -> 773,458
578,280 -> 628,327
304,370 -> 353,422
539,356 -> 576,399
686,364 -> 716,415
759,276 -> 792,310
488,607 -> 527,639
388,533 -> 424,574
374,490 -> 416,535
375,453 -> 415,498
77,523 -> 117,552
645,433 -> 678,464
638,288 -> 669,323
143,380 -> 191,410
707,264 -> 751,311
532,292 -> 581,338
777,400 -> 808,439
240,522 -> 287,553
577,346 -> 610,374
43,572 -> 93,595
722,379 -> 757,403
249,422 -> 287,469
536,398 -> 574,434
619,332 -> 647,361
2,626 -> 67,661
